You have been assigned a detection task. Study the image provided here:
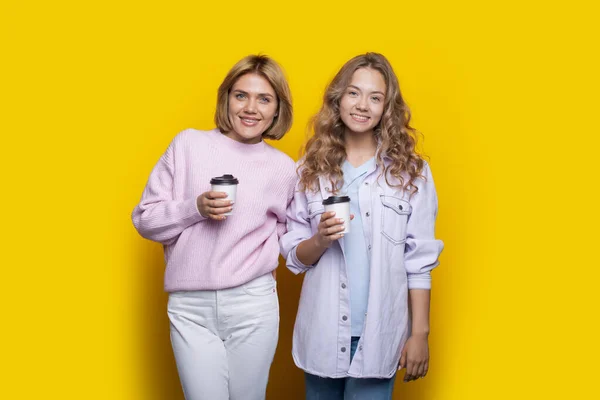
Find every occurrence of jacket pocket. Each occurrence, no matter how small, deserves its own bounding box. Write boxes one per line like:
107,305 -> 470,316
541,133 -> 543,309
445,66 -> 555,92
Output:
380,195 -> 411,245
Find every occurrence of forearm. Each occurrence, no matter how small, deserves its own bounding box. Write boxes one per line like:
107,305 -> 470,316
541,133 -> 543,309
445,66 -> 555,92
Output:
409,289 -> 431,337
295,235 -> 328,266
132,197 -> 205,243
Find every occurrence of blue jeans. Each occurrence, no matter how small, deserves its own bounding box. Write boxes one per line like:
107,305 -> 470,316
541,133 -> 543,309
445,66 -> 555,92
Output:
305,337 -> 396,400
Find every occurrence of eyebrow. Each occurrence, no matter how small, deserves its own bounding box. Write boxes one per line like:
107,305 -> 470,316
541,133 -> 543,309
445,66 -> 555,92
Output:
348,85 -> 385,96
231,89 -> 275,98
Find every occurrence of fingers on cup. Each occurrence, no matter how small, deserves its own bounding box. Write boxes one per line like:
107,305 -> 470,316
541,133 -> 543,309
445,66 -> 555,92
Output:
214,208 -> 232,215
210,199 -> 233,208
325,225 -> 343,236
320,211 -> 336,222
207,191 -> 228,199
325,217 -> 344,227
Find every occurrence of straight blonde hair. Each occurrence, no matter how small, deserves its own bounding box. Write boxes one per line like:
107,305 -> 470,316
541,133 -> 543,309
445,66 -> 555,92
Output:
214,55 -> 293,140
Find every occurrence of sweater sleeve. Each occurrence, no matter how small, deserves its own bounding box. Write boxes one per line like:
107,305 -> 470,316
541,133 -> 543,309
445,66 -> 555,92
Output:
131,136 -> 206,245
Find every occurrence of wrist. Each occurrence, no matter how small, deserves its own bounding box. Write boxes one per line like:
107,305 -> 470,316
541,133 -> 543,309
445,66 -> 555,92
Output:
411,329 -> 430,338
195,195 -> 202,213
196,195 -> 206,217
312,235 -> 328,251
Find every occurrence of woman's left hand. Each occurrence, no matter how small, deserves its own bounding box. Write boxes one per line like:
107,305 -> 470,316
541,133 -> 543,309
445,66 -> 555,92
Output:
399,334 -> 429,382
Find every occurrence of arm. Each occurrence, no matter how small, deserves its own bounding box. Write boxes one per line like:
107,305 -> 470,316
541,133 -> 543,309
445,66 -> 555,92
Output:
279,183 -> 315,274
279,182 -> 345,273
404,163 -> 445,290
409,289 -> 430,338
399,289 -> 430,382
131,139 -> 232,244
276,167 -> 299,240
399,163 -> 444,381
295,212 -> 345,265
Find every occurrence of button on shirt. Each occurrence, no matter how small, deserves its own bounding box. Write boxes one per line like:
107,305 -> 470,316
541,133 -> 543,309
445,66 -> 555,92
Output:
341,158 -> 375,336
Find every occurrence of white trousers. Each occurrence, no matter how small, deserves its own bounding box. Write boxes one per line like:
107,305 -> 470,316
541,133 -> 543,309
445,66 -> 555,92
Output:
168,273 -> 279,400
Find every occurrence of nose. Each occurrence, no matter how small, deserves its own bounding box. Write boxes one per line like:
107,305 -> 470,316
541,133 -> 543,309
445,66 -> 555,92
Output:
356,96 -> 368,112
244,98 -> 258,113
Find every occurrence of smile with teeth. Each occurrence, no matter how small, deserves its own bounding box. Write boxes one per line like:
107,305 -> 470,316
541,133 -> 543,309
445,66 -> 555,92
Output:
351,113 -> 370,122
240,116 -> 261,126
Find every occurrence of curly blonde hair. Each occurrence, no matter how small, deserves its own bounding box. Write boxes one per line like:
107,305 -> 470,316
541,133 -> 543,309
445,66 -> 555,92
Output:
299,52 -> 424,195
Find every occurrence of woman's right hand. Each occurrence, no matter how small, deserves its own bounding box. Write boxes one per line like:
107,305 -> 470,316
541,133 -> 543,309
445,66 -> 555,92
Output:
196,191 -> 233,221
295,212 -> 353,266
314,211 -> 346,249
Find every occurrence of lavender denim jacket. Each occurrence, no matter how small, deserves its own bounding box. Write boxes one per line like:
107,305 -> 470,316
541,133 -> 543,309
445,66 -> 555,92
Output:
280,158 -> 444,378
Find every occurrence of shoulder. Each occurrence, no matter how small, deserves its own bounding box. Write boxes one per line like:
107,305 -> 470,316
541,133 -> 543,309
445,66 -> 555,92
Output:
168,128 -> 222,159
422,159 -> 432,174
264,143 -> 298,176
379,158 -> 435,196
418,160 -> 434,185
410,160 -> 438,204
172,128 -> 217,146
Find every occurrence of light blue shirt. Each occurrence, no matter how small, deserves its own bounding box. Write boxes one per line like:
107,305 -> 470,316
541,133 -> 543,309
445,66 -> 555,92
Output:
341,158 -> 375,336
280,158 -> 444,379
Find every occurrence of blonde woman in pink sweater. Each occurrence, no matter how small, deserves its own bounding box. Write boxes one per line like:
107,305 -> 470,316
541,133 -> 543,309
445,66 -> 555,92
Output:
132,55 -> 297,400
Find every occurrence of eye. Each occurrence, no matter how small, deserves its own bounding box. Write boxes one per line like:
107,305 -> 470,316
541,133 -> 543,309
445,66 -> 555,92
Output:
348,91 -> 358,96
371,96 -> 382,103
259,96 -> 271,104
235,93 -> 246,100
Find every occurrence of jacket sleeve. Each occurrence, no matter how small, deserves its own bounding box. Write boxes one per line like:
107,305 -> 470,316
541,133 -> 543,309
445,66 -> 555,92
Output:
405,162 -> 444,289
279,177 -> 315,274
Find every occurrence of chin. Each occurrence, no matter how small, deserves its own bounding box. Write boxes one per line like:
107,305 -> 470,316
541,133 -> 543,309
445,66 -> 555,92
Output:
235,125 -> 264,141
348,124 -> 375,134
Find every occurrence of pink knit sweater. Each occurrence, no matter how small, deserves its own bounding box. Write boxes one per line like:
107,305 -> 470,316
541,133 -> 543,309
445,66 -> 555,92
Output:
132,128 -> 297,291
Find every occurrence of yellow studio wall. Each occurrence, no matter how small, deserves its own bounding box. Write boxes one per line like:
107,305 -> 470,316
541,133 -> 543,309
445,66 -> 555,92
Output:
1,0 -> 598,399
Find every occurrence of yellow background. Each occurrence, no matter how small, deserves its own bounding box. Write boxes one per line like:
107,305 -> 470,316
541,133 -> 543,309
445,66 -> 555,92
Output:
1,0 -> 598,398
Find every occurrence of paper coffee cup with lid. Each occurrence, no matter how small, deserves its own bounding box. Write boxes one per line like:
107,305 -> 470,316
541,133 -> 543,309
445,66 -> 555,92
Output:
210,174 -> 239,216
322,196 -> 351,234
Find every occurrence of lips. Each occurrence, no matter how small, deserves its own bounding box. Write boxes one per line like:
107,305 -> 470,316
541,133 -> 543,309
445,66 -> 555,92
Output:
350,113 -> 370,123
239,115 -> 261,127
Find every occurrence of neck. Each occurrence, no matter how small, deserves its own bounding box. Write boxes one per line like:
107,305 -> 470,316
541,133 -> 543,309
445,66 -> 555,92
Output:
224,130 -> 262,145
344,129 -> 377,165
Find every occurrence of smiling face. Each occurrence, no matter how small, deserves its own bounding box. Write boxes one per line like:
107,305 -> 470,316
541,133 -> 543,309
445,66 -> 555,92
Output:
339,67 -> 387,137
226,73 -> 279,144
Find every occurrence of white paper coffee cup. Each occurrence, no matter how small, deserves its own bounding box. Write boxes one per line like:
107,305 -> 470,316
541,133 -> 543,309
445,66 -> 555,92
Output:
323,196 -> 351,234
210,174 -> 239,216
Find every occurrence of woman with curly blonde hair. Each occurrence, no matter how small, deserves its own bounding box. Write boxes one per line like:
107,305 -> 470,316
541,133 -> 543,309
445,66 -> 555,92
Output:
280,53 -> 444,399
